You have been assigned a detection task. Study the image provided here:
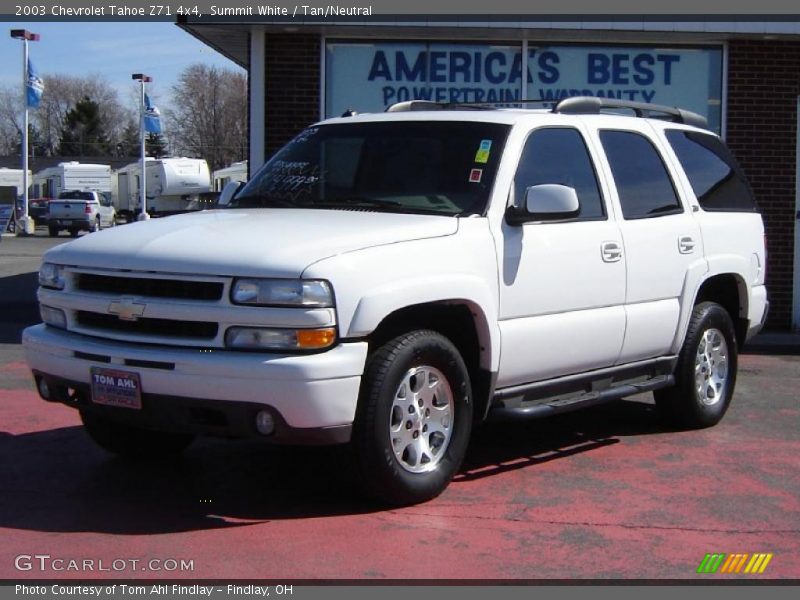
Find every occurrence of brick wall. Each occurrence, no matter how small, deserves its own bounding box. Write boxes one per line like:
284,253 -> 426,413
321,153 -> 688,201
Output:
263,33 -> 321,157
727,40 -> 799,330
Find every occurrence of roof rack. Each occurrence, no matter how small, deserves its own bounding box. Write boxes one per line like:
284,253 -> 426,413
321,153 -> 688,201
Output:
385,99 -> 552,112
386,100 -> 492,112
552,96 -> 708,129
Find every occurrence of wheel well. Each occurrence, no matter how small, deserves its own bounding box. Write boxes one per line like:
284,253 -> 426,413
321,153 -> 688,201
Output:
367,302 -> 492,423
695,274 -> 748,346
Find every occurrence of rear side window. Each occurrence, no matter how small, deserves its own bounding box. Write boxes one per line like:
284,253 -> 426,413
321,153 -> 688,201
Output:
600,130 -> 682,219
514,127 -> 605,219
665,130 -> 757,212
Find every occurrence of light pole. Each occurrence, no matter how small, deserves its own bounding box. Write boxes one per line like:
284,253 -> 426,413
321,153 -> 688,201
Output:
132,73 -> 151,221
11,29 -> 39,236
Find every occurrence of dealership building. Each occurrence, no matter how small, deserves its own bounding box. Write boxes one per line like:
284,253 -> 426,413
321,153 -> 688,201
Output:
180,17 -> 800,331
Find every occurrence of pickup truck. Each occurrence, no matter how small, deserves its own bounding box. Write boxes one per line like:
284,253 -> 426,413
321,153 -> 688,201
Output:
47,190 -> 116,237
23,97 -> 768,506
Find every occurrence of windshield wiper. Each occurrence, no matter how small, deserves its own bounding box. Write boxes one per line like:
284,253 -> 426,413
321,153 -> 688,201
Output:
321,196 -> 403,208
228,195 -> 299,208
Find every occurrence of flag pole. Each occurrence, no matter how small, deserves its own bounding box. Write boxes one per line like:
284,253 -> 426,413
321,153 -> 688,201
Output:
132,74 -> 151,221
11,29 -> 39,236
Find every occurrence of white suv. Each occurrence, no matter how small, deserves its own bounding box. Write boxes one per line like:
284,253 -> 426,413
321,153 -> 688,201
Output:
23,97 -> 768,505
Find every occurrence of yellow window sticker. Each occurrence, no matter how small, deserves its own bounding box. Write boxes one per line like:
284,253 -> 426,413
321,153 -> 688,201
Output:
474,139 -> 492,164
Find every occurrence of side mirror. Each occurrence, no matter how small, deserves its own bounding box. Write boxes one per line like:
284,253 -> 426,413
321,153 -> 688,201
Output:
218,181 -> 244,206
507,184 -> 580,224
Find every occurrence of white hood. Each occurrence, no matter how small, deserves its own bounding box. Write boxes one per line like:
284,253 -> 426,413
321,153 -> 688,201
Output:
45,209 -> 459,278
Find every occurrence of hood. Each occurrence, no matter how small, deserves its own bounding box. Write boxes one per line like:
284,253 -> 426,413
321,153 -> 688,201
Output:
45,209 -> 459,278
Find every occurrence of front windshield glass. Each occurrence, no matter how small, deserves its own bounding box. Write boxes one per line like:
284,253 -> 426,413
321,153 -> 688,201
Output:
230,121 -> 510,216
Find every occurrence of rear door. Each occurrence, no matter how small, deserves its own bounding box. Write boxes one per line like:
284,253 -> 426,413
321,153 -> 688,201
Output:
591,122 -> 704,363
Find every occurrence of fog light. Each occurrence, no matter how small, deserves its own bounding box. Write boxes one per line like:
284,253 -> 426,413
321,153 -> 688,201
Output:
37,378 -> 50,400
255,410 -> 275,436
40,305 -> 67,329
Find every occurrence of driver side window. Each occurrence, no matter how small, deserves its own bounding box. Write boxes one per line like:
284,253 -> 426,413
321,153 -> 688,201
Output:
514,127 -> 606,220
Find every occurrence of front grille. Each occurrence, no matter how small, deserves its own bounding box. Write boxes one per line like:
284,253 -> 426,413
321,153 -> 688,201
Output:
76,273 -> 224,301
76,311 -> 218,340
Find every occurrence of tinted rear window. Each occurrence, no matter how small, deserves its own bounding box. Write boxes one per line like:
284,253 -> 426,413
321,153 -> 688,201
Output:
59,191 -> 94,200
599,130 -> 682,219
665,130 -> 757,212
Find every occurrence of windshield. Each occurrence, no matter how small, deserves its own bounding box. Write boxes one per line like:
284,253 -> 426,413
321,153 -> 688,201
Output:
230,121 -> 510,216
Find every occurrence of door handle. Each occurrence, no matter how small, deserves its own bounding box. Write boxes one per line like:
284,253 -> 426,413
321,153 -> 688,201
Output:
678,235 -> 695,254
601,241 -> 623,263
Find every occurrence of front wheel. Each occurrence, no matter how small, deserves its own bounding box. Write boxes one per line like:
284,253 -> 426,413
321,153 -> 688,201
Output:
654,301 -> 738,429
80,410 -> 195,459
354,330 -> 472,506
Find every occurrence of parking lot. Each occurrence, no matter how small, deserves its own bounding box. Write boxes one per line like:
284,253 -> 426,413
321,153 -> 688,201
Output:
1,232 -> 798,580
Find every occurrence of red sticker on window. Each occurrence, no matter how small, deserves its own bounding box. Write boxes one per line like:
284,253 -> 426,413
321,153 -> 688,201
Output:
469,168 -> 483,183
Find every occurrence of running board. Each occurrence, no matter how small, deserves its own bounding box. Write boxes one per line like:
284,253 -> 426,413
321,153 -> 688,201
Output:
489,375 -> 674,421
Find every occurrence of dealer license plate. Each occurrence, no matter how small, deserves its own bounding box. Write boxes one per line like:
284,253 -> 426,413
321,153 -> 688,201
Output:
90,367 -> 142,410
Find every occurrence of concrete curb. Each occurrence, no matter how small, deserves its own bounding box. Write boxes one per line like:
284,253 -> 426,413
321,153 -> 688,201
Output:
745,332 -> 800,355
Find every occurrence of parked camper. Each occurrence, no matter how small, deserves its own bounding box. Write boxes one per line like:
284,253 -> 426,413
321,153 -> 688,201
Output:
212,161 -> 248,192
112,157 -> 211,221
31,162 -> 111,201
0,168 -> 30,196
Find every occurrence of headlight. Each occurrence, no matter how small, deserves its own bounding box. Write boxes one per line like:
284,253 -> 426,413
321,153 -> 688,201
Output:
39,263 -> 65,290
225,327 -> 336,351
231,278 -> 333,307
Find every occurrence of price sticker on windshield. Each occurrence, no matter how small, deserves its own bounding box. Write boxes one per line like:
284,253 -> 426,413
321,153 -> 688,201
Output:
474,139 -> 492,164
469,169 -> 483,183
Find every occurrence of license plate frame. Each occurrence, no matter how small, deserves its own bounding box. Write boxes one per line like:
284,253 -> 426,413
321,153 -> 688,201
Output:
90,367 -> 142,410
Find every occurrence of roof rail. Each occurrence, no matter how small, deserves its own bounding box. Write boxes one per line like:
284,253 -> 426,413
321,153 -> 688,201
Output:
553,96 -> 708,129
385,99 -> 552,112
385,100 -> 492,112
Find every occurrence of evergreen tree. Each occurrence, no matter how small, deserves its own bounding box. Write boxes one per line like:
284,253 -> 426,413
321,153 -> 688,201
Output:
58,97 -> 111,157
146,132 -> 168,158
116,119 -> 140,157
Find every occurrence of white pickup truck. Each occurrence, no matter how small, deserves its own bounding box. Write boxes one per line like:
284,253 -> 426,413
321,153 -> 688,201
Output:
23,98 -> 768,505
47,190 -> 116,237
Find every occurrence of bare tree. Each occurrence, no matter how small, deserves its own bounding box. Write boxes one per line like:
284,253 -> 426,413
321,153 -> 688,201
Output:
0,74 -> 132,157
166,64 -> 247,171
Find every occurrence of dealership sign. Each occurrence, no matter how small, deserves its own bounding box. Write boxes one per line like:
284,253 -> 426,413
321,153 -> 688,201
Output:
325,43 -> 722,131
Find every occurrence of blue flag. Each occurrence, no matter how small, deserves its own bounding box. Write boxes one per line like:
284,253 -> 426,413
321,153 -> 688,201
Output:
26,58 -> 44,108
143,93 -> 162,134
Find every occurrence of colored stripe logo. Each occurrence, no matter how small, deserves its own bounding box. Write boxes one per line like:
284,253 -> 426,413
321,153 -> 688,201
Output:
697,553 -> 773,574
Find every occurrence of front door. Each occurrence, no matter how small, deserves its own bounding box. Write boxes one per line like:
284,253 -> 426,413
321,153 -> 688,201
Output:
495,125 -> 626,387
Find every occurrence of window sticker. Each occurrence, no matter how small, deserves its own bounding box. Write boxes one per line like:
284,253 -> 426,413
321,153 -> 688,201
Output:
474,139 -> 492,163
469,168 -> 483,183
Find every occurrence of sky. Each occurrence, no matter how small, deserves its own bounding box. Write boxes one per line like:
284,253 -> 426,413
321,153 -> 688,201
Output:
0,22 -> 244,110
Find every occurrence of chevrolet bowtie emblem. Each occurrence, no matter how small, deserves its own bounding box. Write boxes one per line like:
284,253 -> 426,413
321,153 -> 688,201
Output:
108,297 -> 146,321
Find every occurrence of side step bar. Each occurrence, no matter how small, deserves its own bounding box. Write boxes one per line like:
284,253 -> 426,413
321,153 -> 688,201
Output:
489,374 -> 674,421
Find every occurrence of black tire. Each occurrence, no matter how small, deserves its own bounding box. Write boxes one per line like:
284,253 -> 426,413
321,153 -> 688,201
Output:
90,217 -> 99,232
69,228 -> 79,237
48,226 -> 59,237
654,301 -> 738,429
80,410 -> 194,459
354,330 -> 472,506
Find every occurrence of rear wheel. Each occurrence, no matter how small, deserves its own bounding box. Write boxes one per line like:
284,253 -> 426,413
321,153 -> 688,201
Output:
655,301 -> 738,429
80,410 -> 195,459
69,228 -> 79,237
89,217 -> 99,232
354,330 -> 472,506
48,225 -> 59,237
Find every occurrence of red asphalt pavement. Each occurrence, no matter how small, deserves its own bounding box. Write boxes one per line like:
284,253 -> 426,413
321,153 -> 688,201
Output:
2,351 -> 799,580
